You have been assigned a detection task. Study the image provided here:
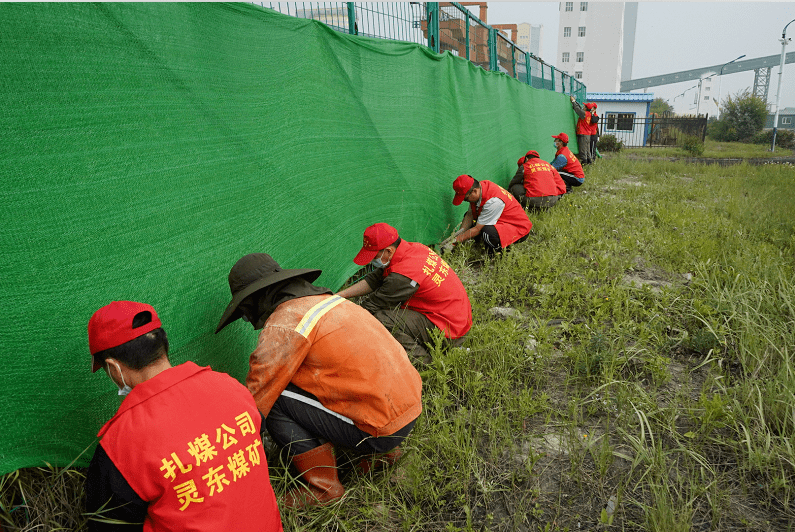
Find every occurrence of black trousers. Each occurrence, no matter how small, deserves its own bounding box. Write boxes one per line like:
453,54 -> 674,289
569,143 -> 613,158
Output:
558,171 -> 583,193
477,226 -> 528,254
266,383 -> 417,456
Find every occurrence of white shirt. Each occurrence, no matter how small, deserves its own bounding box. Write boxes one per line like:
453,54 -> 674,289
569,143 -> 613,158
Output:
475,197 -> 505,226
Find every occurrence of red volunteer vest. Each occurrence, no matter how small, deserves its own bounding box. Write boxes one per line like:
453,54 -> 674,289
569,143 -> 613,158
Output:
555,146 -> 585,180
98,362 -> 282,532
385,241 -> 472,339
589,113 -> 599,136
520,159 -> 567,197
471,180 -> 532,247
576,110 -> 592,135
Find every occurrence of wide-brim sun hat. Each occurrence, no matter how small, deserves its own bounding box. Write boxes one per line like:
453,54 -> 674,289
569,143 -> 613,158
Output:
215,253 -> 321,333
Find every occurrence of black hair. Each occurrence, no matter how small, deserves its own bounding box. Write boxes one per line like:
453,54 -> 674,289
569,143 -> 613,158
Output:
93,311 -> 169,370
388,237 -> 402,249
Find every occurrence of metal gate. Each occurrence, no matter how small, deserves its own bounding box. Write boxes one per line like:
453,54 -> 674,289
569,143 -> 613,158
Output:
598,114 -> 708,147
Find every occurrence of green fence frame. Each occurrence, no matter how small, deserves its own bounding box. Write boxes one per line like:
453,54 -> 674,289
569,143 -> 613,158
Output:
260,1 -> 587,100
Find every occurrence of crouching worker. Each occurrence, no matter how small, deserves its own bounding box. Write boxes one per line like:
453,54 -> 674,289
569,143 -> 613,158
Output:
551,133 -> 585,193
86,301 -> 282,532
337,223 -> 472,364
449,174 -> 532,254
215,254 -> 422,510
508,150 -> 567,209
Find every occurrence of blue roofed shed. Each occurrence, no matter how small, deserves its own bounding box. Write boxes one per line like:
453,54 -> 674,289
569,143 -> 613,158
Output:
585,92 -> 655,146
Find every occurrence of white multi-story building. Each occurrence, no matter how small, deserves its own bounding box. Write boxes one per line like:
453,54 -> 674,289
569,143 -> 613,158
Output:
556,2 -> 637,92
516,23 -> 543,57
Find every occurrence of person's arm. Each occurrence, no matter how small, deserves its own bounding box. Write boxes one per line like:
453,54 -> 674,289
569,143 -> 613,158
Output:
360,273 -> 419,314
246,326 -> 310,417
508,165 -> 525,189
551,154 -> 568,170
570,97 -> 586,119
85,444 -> 147,532
338,266 -> 386,298
337,279 -> 374,298
455,209 -> 484,243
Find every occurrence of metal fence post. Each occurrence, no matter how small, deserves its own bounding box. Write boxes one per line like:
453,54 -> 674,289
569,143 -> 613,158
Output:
488,27 -> 497,71
465,13 -> 470,60
525,53 -> 531,85
511,45 -> 516,78
541,62 -> 545,88
550,67 -> 555,92
426,3 -> 440,53
346,2 -> 357,35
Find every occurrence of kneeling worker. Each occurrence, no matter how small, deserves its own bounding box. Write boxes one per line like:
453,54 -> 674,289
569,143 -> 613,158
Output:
216,253 -> 422,509
508,150 -> 567,209
337,223 -> 472,363
447,174 -> 532,254
551,133 -> 585,193
86,301 -> 282,531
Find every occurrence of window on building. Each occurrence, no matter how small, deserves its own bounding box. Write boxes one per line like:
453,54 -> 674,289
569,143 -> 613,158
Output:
562,52 -> 570,63
580,2 -> 588,11
565,2 -> 573,12
564,27 -> 571,37
606,113 -> 634,131
578,26 -> 586,37
576,52 -> 584,62
704,96 -> 710,101
704,87 -> 710,92
575,71 -> 582,79
782,117 -> 792,125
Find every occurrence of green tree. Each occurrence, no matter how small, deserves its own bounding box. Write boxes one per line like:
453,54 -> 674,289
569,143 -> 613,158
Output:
650,97 -> 674,116
721,89 -> 768,140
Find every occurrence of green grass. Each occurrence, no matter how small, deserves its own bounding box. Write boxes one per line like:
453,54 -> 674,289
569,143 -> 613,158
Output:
623,139 -> 788,159
3,157 -> 795,530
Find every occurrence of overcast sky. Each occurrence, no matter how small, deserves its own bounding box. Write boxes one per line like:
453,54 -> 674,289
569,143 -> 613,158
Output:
486,1 -> 795,114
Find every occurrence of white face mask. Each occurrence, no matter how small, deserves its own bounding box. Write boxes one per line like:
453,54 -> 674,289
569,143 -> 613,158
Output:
371,250 -> 390,269
108,360 -> 132,396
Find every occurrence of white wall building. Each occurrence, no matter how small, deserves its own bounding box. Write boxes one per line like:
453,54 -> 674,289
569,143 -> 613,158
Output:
556,2 -> 638,92
516,23 -> 543,57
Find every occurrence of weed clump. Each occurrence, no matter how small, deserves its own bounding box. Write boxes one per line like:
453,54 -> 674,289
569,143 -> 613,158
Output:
677,134 -> 705,157
597,133 -> 623,153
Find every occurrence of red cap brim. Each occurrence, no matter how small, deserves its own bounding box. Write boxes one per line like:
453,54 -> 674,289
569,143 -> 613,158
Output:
353,247 -> 379,266
453,192 -> 467,206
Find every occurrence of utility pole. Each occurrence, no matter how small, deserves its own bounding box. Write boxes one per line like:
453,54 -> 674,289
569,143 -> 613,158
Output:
771,19 -> 795,152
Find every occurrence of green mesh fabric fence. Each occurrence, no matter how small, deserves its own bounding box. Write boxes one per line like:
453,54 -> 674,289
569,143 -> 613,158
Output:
0,2 -> 578,473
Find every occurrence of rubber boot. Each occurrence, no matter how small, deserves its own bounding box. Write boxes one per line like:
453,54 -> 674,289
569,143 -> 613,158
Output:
356,446 -> 403,475
282,443 -> 344,509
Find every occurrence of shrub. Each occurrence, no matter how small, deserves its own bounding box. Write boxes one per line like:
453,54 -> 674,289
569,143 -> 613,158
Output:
707,118 -> 739,142
750,129 -> 795,150
597,134 -> 623,153
678,134 -> 705,156
720,89 -> 768,140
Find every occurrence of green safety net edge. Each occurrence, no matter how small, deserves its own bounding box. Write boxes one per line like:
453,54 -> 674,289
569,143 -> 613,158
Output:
0,2 -> 579,473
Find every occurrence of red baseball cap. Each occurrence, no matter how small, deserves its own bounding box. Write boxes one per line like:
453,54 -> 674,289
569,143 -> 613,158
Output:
353,223 -> 399,265
452,174 -> 475,206
519,150 -> 540,165
88,301 -> 162,372
552,132 -> 569,143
